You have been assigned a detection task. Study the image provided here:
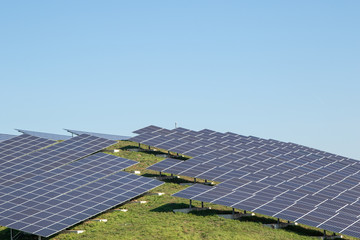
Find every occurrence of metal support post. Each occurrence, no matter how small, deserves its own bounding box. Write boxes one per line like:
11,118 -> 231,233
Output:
205,179 -> 207,183
277,218 -> 280,224
159,171 -> 162,177
194,178 -> 196,183
38,236 -> 42,240
201,202 -> 204,208
244,210 -> 247,214
10,228 -> 13,240
189,199 -> 192,209
324,230 -> 326,237
232,208 -> 235,215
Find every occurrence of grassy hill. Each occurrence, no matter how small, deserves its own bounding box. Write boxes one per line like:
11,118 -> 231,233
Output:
0,141 -> 357,240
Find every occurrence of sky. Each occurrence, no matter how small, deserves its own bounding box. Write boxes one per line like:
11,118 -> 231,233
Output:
1,1 -> 359,159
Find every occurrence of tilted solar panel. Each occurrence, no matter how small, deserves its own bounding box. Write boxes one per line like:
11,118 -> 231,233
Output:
16,129 -> 72,141
132,125 -> 163,134
0,133 -> 17,141
147,158 -> 183,172
0,153 -> 161,237
64,129 -> 130,140
0,134 -> 56,164
0,134 -> 116,186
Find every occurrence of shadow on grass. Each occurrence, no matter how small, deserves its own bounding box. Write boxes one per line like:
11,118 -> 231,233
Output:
240,216 -> 325,237
141,173 -> 159,178
239,215 -> 279,224
120,145 -> 139,151
0,228 -> 9,240
283,225 -> 324,237
141,174 -> 196,184
189,209 -> 233,216
150,203 -> 189,212
0,228 -> 46,240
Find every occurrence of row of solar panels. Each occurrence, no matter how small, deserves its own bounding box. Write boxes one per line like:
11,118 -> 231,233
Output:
0,129 -> 130,141
130,125 -> 360,239
0,132 -> 163,237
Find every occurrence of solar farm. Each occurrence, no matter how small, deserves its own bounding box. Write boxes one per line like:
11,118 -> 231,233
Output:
1,126 -> 360,240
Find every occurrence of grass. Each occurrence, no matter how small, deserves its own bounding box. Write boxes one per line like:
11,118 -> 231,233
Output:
0,141 -> 358,240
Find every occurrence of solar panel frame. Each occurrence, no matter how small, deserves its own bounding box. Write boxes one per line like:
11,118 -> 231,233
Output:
65,129 -> 130,140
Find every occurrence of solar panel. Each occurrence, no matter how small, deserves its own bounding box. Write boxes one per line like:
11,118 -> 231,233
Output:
0,157 -> 162,237
16,129 -> 72,141
147,158 -> 183,172
0,134 -> 56,164
129,132 -> 163,143
0,134 -> 116,186
132,125 -> 163,134
0,133 -> 17,141
64,129 -> 130,140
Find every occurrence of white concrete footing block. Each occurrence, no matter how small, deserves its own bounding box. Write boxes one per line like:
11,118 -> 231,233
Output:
113,149 -> 120,153
62,230 -> 85,234
133,170 -> 141,174
204,182 -> 215,185
130,200 -> 147,204
264,222 -> 298,229
318,235 -> 343,240
146,192 -> 165,196
111,208 -> 128,212
89,219 -> 107,222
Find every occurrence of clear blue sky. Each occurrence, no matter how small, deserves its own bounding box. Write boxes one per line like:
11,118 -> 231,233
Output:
1,1 -> 359,159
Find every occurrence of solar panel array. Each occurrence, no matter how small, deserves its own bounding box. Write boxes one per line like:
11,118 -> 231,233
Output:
65,129 -> 130,140
16,129 -> 72,141
131,125 -> 360,238
0,134 -> 55,164
0,132 -> 164,237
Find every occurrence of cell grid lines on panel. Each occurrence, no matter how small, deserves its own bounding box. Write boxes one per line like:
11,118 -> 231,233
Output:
64,129 -> 130,140
132,125 -> 164,134
146,158 -> 183,172
139,124 -> 360,238
0,133 -> 17,141
0,170 -> 163,237
129,132 -> 164,144
16,129 -> 72,141
0,134 -> 116,187
0,134 -> 56,164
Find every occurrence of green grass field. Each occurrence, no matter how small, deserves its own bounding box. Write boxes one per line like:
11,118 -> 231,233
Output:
0,141 -> 357,240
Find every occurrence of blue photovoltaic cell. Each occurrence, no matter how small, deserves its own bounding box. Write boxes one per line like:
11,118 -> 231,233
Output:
146,158 -> 183,172
128,132 -> 161,143
64,129 -> 130,140
16,129 -> 72,141
0,134 -> 116,186
0,134 -> 55,164
132,125 -> 163,134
